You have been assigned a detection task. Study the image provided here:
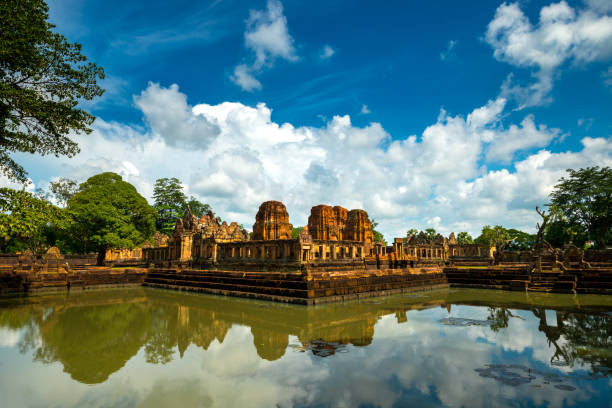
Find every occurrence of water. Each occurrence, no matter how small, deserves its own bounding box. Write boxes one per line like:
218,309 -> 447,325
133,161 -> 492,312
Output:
0,287 -> 610,408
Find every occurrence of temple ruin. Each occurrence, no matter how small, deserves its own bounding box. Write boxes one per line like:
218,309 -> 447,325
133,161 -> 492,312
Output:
142,201 -> 376,266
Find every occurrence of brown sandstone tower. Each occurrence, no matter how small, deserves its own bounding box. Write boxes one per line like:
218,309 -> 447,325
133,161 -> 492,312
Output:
308,204 -> 347,240
344,209 -> 373,244
252,201 -> 293,240
308,205 -> 372,244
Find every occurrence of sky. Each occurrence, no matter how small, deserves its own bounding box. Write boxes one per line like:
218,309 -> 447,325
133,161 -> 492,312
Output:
4,0 -> 612,240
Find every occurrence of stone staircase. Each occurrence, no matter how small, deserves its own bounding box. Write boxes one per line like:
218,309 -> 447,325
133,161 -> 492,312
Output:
444,266 -> 530,290
527,258 -> 576,293
144,269 -> 311,303
143,268 -> 449,304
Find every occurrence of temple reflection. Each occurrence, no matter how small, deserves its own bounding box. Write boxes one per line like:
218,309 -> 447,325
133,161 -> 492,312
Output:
0,288 -> 610,384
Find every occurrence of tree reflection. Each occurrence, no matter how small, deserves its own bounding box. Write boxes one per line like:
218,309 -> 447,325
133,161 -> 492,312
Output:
0,288 -> 610,385
559,314 -> 612,376
487,307 -> 524,332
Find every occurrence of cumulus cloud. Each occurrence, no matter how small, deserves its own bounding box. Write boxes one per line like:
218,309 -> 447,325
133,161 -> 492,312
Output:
485,115 -> 560,163
230,64 -> 262,92
13,82 -> 612,241
231,0 -> 297,91
485,1 -> 612,108
360,104 -> 371,114
133,82 -> 220,148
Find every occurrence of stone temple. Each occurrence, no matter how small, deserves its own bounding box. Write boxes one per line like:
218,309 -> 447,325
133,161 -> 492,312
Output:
143,201 -> 377,265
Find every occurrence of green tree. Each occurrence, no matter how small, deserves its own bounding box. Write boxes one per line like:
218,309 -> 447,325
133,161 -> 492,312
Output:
64,172 -> 155,263
153,178 -> 187,234
185,196 -> 211,218
549,167 -> 611,249
405,228 -> 418,238
291,226 -> 304,239
0,0 -> 104,183
456,231 -> 474,245
0,187 -> 66,253
424,228 -> 437,241
544,207 -> 588,248
505,229 -> 536,251
48,177 -> 77,207
475,225 -> 535,251
475,225 -> 509,248
371,219 -> 387,245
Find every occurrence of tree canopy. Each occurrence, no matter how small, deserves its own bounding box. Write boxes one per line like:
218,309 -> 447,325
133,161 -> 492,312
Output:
0,0 -> 104,183
371,219 -> 387,245
185,197 -> 211,218
48,177 -> 77,207
456,232 -> 474,245
64,172 -> 155,261
549,167 -> 611,249
474,225 -> 535,251
153,178 -> 186,234
153,177 -> 212,234
0,187 -> 66,253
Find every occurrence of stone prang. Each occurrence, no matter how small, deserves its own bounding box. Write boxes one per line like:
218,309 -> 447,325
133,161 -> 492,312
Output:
252,201 -> 293,240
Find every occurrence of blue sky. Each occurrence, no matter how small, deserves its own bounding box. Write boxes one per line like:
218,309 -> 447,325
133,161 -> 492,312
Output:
6,0 -> 612,239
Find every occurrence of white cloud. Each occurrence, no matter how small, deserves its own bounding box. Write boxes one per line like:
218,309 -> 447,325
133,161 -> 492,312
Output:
0,328 -> 20,347
320,45 -> 335,60
133,82 -> 220,148
230,64 -> 262,92
440,39 -> 457,61
360,104 -> 371,114
13,82 -> 612,241
231,0 -> 297,91
485,115 -> 560,163
245,0 -> 297,66
485,1 -> 612,108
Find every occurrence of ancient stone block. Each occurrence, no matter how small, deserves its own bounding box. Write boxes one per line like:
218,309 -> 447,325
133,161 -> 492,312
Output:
153,231 -> 169,247
345,209 -> 373,244
308,204 -> 347,240
252,201 -> 293,240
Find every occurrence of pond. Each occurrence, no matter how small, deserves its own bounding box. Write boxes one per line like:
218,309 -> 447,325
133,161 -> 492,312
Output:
0,287 -> 610,407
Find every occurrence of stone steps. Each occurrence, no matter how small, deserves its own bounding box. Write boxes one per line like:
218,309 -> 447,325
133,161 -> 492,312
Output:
145,277 -> 311,298
144,268 -> 448,302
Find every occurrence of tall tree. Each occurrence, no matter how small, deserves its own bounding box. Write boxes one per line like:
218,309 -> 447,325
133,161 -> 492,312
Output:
456,231 -> 474,245
64,172 -> 155,263
549,167 -> 611,249
424,228 -> 437,241
185,196 -> 211,218
153,178 -> 187,234
48,177 -> 77,207
405,228 -> 419,238
371,219 -> 387,245
0,0 -> 104,183
475,225 -> 535,251
0,187 -> 66,253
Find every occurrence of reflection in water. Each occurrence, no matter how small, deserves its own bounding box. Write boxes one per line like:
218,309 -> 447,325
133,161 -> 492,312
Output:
0,288 -> 610,407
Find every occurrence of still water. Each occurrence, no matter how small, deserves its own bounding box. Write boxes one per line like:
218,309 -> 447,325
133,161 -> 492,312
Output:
0,287 -> 610,408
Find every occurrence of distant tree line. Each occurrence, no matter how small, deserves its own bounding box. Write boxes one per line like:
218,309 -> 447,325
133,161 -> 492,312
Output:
402,166 -> 610,251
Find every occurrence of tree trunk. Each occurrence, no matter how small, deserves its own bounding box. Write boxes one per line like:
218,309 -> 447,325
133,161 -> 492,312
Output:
96,248 -> 106,266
